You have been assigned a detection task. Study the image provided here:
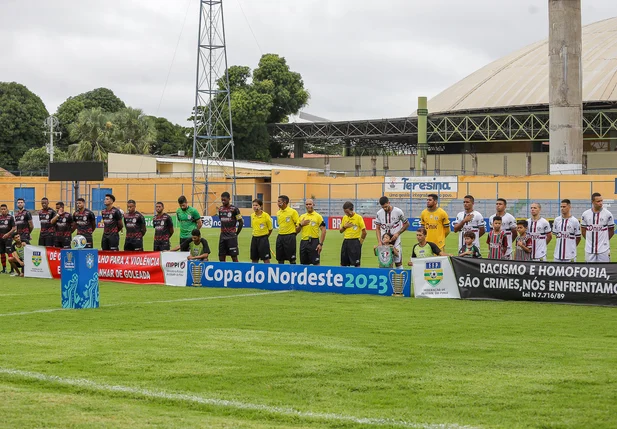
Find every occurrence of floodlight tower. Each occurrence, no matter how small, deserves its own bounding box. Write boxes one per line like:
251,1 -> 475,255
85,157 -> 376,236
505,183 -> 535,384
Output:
191,0 -> 236,214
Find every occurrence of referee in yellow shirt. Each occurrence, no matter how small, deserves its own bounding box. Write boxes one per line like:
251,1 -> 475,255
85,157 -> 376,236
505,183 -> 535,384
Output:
419,193 -> 450,251
339,201 -> 367,267
296,199 -> 326,265
250,198 -> 273,263
276,195 -> 300,264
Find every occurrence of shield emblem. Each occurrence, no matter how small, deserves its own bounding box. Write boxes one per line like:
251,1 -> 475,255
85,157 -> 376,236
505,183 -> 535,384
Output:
32,251 -> 42,267
424,261 -> 443,286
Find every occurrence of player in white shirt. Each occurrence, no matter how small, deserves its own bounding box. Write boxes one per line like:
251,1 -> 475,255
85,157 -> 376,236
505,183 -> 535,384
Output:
581,192 -> 614,263
527,202 -> 552,261
488,198 -> 517,259
375,196 -> 409,267
552,199 -> 581,263
453,195 -> 485,250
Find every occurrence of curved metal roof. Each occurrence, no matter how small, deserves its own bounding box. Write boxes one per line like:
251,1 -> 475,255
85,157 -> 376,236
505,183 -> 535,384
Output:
427,17 -> 617,113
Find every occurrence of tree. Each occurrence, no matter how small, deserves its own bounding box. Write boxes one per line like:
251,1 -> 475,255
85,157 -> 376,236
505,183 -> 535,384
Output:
18,147 -> 68,175
191,55 -> 309,161
68,107 -> 157,162
55,88 -> 126,149
0,82 -> 49,171
149,116 -> 191,155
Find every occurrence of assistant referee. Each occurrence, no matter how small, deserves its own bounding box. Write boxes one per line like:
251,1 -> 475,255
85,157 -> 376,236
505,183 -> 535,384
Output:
276,195 -> 299,264
296,198 -> 326,265
339,201 -> 367,267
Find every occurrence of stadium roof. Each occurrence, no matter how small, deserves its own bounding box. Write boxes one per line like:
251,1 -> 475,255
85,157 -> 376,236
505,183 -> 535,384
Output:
427,16 -> 617,114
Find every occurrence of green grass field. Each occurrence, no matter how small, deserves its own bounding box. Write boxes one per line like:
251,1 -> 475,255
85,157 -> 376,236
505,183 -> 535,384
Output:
1,229 -> 617,428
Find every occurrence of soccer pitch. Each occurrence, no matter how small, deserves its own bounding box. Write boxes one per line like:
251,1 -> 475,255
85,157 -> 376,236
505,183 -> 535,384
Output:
1,229 -> 617,428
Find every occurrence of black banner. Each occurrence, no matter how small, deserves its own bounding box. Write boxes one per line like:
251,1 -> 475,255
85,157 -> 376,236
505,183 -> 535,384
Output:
451,257 -> 617,306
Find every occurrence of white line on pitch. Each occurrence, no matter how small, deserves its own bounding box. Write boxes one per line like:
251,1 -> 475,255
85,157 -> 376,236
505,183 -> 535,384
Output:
0,290 -> 292,318
0,367 -> 477,429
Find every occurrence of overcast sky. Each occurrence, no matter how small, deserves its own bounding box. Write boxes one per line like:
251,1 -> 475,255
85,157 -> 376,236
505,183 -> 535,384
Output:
1,0 -> 615,126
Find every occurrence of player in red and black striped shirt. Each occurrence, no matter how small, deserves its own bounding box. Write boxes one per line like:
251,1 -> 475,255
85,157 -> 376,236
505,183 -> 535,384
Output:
153,202 -> 174,251
123,200 -> 146,251
486,216 -> 508,259
0,204 -> 16,273
38,197 -> 57,247
73,197 -> 97,248
101,194 -> 123,251
14,198 -> 33,244
50,202 -> 74,249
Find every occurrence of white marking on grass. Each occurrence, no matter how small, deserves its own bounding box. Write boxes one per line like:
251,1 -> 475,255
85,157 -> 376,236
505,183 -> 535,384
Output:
0,367 -> 477,429
0,290 -> 291,318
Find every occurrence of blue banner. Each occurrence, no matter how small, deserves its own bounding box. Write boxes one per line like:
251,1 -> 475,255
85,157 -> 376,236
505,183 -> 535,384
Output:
186,261 -> 411,297
60,249 -> 100,309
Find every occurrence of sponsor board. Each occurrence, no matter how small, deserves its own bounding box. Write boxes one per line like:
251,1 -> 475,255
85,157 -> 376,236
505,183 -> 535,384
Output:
384,176 -> 458,199
187,261 -> 411,297
412,256 -> 460,298
161,252 -> 190,286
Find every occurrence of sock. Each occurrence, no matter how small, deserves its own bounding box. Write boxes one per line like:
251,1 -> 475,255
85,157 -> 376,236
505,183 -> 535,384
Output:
1,253 -> 5,269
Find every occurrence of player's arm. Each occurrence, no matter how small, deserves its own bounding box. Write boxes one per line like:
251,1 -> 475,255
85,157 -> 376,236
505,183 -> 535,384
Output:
458,246 -> 469,256
50,209 -> 61,225
235,209 -> 243,235
478,219 -> 486,238
581,218 -> 587,239
519,239 -> 532,253
453,214 -> 468,232
140,214 -> 147,236
296,215 -> 304,234
443,212 -> 451,238
339,217 -> 346,233
318,223 -> 326,253
27,213 -> 34,232
168,217 -> 174,238
374,223 -> 382,245
609,216 -> 614,240
172,238 -> 189,252
391,245 -> 399,257
193,208 -> 203,229
394,218 -> 409,242
12,247 -> 23,264
510,225 -> 517,239
545,231 -> 552,245
359,217 -> 367,243
266,215 -> 273,237
430,242 -> 447,256
89,212 -> 97,231
116,211 -> 124,232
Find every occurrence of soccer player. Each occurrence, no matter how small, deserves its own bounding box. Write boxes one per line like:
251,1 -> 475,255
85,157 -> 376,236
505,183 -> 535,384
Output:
339,201 -> 366,267
123,200 -> 147,251
297,198 -> 326,266
14,198 -> 33,244
453,195 -> 485,251
72,198 -> 97,248
419,193 -> 450,251
514,220 -> 532,261
176,195 -> 202,245
488,198 -> 517,259
50,202 -> 73,249
407,227 -> 447,266
581,192 -> 614,263
8,233 -> 26,277
0,204 -> 16,274
173,229 -> 210,261
486,216 -> 508,259
38,197 -> 57,247
276,195 -> 299,264
250,199 -> 272,263
101,194 -> 123,251
375,196 -> 409,267
553,199 -> 581,263
153,202 -> 174,251
527,202 -> 552,261
218,191 -> 243,262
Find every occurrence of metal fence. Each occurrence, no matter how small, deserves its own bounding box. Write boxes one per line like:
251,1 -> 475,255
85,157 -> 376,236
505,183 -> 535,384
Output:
1,179 -> 613,220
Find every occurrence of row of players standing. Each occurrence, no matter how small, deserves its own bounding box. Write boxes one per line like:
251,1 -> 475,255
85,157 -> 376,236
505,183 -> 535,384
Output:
424,192 -> 614,263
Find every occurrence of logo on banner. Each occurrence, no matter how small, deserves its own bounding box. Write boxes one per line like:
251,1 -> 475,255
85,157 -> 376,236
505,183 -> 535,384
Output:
190,263 -> 203,287
202,216 -> 213,228
86,253 -> 95,269
64,252 -> 75,270
424,261 -> 443,286
32,251 -> 42,267
389,270 -> 409,296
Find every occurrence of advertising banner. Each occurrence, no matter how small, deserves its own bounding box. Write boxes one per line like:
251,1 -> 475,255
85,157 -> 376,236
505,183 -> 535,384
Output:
60,249 -> 99,309
328,216 -> 376,231
24,246 -> 53,279
384,176 -> 458,199
451,257 -> 617,306
187,261 -> 411,297
412,256 -> 460,298
161,251 -> 190,286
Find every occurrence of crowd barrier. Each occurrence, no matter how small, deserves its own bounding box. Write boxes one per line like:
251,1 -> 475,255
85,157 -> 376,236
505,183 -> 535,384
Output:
23,248 -> 617,306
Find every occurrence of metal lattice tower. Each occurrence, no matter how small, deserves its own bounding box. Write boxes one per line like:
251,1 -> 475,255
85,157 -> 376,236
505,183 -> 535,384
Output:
191,0 -> 236,214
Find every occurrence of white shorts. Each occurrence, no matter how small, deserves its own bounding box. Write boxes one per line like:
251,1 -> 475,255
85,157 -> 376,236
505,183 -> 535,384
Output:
531,256 -> 547,262
585,252 -> 610,263
554,258 -> 576,263
393,242 -> 403,265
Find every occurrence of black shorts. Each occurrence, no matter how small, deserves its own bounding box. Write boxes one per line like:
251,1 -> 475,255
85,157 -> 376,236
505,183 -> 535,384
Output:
82,233 -> 94,248
341,238 -> 362,267
102,233 -> 120,251
153,241 -> 170,251
38,235 -> 54,247
19,234 -> 30,245
54,237 -> 72,249
300,238 -> 320,265
0,239 -> 12,254
276,234 -> 297,263
250,236 -> 271,261
218,236 -> 239,257
124,238 -> 144,251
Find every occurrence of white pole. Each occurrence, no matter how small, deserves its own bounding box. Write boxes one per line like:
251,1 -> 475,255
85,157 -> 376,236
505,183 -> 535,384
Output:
49,117 -> 54,162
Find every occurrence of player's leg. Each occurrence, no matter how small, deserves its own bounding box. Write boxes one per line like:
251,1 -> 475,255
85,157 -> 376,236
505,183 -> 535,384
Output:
350,239 -> 362,267
108,234 -> 120,251
83,234 -> 93,249
276,235 -> 285,264
299,241 -> 310,265
286,235 -> 297,265
38,235 -> 45,246
134,239 -> 144,252
259,236 -> 271,264
340,240 -> 349,267
101,235 -> 110,251
63,237 -> 72,249
310,238 -> 320,266
124,238 -> 135,251
250,236 -> 259,263
585,252 -> 594,263
597,251 -> 610,263
228,237 -> 239,262
218,236 -> 227,262
394,242 -> 403,268
0,240 -> 7,273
